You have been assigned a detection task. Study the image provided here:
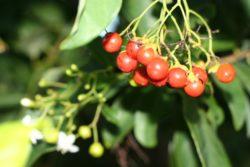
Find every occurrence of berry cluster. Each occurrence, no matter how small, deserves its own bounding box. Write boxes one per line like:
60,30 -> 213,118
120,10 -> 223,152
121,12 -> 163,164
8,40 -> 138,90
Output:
102,33 -> 236,97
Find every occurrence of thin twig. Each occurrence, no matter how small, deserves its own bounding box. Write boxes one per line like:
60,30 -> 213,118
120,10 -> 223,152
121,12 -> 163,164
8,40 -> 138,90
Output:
127,135 -> 150,165
221,50 -> 250,63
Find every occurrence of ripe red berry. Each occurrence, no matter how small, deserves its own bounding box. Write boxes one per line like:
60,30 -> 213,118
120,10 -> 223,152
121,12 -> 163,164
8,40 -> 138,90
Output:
192,67 -> 208,83
126,40 -> 142,59
184,80 -> 205,97
133,67 -> 149,86
151,77 -> 168,87
137,47 -> 156,65
116,52 -> 137,73
216,64 -> 236,83
168,68 -> 187,88
102,32 -> 122,53
146,58 -> 169,81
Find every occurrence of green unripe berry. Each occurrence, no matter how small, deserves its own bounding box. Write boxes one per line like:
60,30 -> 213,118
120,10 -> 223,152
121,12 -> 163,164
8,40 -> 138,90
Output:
88,142 -> 104,158
44,129 -> 59,144
78,126 -> 91,139
20,98 -> 35,107
38,79 -> 47,87
84,84 -> 91,90
66,69 -> 73,76
129,79 -> 138,87
71,64 -> 79,71
77,94 -> 86,101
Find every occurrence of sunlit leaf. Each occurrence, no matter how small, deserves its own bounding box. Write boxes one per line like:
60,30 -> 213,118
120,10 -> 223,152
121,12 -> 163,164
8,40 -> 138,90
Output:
60,0 -> 122,50
0,121 -> 31,167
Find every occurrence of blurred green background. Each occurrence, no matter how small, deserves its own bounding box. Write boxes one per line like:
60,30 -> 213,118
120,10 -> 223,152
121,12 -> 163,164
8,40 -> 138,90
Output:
0,0 -> 250,166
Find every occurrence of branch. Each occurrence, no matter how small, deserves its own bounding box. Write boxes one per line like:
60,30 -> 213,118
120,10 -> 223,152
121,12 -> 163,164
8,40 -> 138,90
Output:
221,50 -> 250,63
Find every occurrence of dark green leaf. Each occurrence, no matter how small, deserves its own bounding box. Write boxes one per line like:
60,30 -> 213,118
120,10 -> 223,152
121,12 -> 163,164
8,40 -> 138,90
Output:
203,39 -> 236,52
60,0 -> 122,50
102,100 -> 134,148
235,63 -> 250,93
183,97 -> 231,167
134,111 -> 158,148
213,77 -> 247,131
26,143 -> 56,167
169,131 -> 198,167
204,96 -> 224,130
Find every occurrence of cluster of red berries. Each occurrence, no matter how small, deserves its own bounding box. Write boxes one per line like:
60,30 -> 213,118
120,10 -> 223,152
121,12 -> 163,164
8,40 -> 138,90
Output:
102,32 -> 236,97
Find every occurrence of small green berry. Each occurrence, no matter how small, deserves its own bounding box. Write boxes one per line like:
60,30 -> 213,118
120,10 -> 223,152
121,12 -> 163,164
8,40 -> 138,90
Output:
20,98 -> 35,107
71,64 -> 79,71
44,129 -> 59,144
77,94 -> 86,101
78,126 -> 92,139
38,79 -> 47,87
84,84 -> 91,90
66,69 -> 73,76
129,79 -> 138,87
89,142 -> 104,158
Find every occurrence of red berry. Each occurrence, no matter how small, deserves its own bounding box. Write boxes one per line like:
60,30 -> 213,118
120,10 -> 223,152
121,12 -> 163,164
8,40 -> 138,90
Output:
146,58 -> 169,81
216,64 -> 236,83
184,80 -> 205,97
137,47 -> 156,65
126,40 -> 142,59
193,67 -> 208,83
168,68 -> 187,88
133,67 -> 149,86
151,77 -> 168,87
102,32 -> 122,53
116,52 -> 137,73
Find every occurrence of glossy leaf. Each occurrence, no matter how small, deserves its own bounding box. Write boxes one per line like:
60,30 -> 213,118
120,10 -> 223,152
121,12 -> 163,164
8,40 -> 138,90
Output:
169,131 -> 198,167
60,0 -> 122,50
214,77 -> 247,131
183,97 -> 231,167
134,111 -> 158,148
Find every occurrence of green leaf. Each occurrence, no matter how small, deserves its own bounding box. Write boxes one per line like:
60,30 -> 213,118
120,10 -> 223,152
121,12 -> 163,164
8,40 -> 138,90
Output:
134,111 -> 158,148
234,63 -> 250,137
204,96 -> 224,130
183,97 -> 231,167
235,63 -> 250,93
26,143 -> 56,167
0,121 -> 31,167
60,0 -> 122,50
204,39 -> 236,52
213,77 -> 247,131
102,100 -> 134,148
70,0 -> 86,35
122,0 -> 157,35
241,0 -> 250,18
169,131 -> 198,167
41,67 -> 65,83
